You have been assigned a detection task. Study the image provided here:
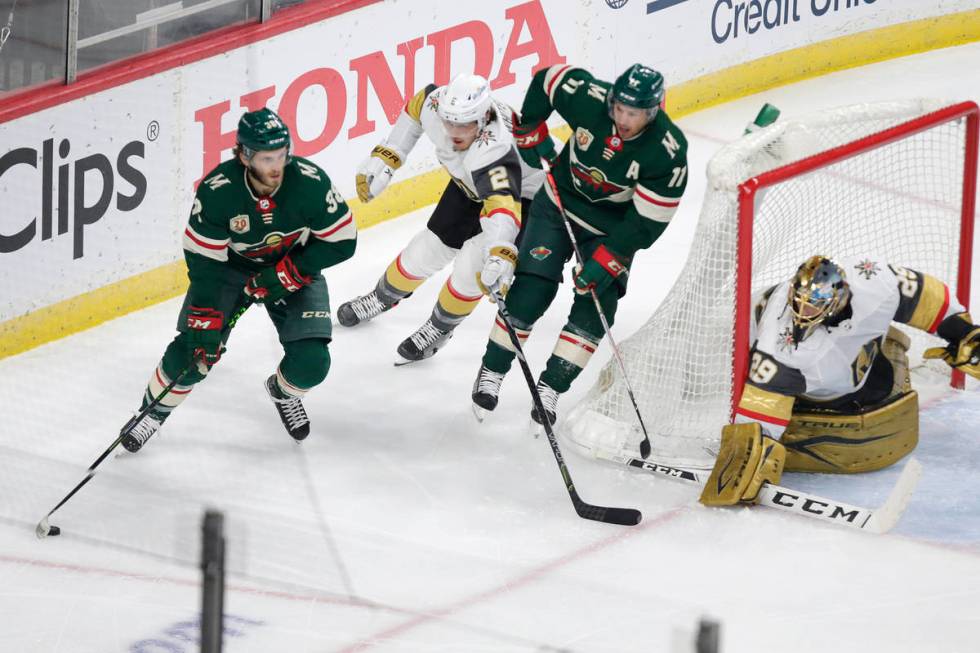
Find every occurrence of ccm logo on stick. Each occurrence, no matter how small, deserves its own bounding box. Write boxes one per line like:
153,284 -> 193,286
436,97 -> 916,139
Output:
770,490 -> 863,522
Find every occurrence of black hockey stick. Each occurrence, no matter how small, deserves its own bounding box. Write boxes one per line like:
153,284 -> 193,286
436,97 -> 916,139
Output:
35,300 -> 252,539
492,289 -> 641,526
540,159 -> 652,460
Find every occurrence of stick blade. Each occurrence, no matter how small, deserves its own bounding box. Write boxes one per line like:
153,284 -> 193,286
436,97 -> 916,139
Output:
639,437 -> 651,460
864,456 -> 922,534
574,500 -> 642,526
35,518 -> 51,539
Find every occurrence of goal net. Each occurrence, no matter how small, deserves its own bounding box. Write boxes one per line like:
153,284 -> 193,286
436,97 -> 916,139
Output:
565,99 -> 979,469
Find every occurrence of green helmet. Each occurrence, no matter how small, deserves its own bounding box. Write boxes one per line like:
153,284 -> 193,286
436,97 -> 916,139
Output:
608,64 -> 665,118
237,108 -> 291,156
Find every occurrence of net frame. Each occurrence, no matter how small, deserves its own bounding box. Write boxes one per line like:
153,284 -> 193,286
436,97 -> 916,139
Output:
565,100 -> 979,468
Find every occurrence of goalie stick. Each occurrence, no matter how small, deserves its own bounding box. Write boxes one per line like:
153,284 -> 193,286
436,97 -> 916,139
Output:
36,300 -> 252,539
610,453 -> 921,534
492,289 -> 642,526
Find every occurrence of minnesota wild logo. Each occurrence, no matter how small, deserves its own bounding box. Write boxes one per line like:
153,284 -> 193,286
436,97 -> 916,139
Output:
530,246 -> 552,260
570,161 -> 628,196
239,231 -> 301,261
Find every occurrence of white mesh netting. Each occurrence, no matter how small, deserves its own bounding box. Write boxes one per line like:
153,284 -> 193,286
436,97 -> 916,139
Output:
565,99 -> 975,469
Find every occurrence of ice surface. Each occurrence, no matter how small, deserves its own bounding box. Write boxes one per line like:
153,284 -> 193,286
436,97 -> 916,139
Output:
1,42 -> 979,653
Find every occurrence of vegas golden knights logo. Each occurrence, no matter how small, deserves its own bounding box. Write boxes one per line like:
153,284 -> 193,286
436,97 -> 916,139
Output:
851,338 -> 881,386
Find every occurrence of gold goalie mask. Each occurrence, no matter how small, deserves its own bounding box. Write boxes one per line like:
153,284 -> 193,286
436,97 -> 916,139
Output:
788,256 -> 852,344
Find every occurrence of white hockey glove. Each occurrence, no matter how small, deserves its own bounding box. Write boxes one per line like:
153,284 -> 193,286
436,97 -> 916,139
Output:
477,242 -> 518,300
355,145 -> 402,202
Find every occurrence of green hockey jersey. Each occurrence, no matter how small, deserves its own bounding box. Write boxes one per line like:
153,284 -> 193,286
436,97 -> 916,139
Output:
182,156 -> 356,306
521,65 -> 688,259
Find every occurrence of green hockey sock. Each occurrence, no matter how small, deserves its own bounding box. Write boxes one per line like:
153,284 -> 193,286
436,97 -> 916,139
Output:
541,356 -> 582,394
279,338 -> 331,391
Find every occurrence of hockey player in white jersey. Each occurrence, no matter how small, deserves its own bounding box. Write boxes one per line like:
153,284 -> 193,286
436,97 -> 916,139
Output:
337,74 -> 545,364
700,255 -> 980,506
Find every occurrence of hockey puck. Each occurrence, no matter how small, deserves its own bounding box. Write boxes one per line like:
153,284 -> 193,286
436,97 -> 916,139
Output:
48,526 -> 61,537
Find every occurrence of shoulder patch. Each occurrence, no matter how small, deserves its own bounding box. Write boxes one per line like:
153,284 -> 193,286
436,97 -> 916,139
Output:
294,159 -> 322,181
406,84 -> 439,122
202,172 -> 233,192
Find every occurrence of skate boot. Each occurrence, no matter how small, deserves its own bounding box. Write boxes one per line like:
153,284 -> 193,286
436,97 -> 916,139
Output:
530,380 -> 560,427
265,375 -> 311,441
121,411 -> 164,452
471,365 -> 505,422
337,289 -> 397,327
395,318 -> 454,365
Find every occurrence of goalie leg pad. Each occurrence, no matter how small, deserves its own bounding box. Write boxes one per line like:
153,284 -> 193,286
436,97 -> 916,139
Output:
699,423 -> 786,506
782,391 -> 918,473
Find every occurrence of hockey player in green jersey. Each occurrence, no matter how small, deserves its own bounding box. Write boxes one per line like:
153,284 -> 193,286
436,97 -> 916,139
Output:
471,63 -> 689,425
120,108 -> 357,451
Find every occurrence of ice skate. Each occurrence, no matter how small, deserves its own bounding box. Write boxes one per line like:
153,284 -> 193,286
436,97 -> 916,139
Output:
471,365 -> 505,422
337,289 -> 396,327
120,412 -> 163,453
395,318 -> 454,365
265,375 -> 311,441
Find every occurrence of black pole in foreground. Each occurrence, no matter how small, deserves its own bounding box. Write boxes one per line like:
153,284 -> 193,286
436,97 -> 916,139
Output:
201,510 -> 225,653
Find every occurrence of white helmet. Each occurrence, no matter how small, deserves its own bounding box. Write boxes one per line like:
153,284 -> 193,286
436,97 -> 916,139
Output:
438,74 -> 492,128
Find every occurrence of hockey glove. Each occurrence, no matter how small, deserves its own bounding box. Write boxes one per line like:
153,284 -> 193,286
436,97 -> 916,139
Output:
244,255 -> 312,304
477,242 -> 518,300
573,244 -> 628,296
924,312 -> 980,380
513,120 -> 557,170
355,144 -> 402,202
186,306 -> 224,371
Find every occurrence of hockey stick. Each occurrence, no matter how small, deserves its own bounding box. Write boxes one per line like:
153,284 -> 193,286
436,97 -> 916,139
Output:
35,301 -> 252,539
613,454 -> 922,534
539,159 -> 652,460
492,289 -> 642,526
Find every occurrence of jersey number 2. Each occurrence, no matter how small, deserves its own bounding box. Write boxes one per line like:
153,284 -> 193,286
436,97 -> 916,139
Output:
488,166 -> 510,191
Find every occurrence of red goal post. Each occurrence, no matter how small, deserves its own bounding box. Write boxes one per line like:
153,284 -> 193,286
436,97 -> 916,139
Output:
734,100 -> 980,404
566,100 -> 979,469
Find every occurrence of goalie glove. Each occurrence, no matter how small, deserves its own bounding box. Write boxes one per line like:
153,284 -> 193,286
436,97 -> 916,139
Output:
244,255 -> 312,304
513,119 -> 557,170
573,244 -> 628,296
923,312 -> 980,380
355,145 -> 402,202
477,242 -> 518,300
186,306 -> 224,372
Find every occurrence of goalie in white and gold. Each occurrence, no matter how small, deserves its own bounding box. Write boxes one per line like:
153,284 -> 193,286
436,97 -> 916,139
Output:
336,74 -> 546,365
701,255 -> 980,506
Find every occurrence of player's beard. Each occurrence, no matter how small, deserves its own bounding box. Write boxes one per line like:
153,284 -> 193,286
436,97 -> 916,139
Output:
248,167 -> 283,193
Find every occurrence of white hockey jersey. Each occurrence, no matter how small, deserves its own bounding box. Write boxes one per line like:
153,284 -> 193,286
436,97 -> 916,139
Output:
736,255 -> 964,436
381,84 -> 545,244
